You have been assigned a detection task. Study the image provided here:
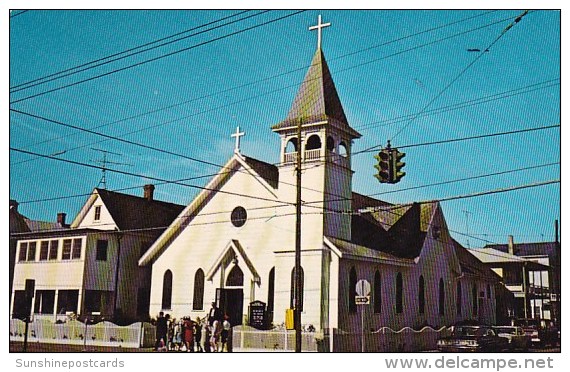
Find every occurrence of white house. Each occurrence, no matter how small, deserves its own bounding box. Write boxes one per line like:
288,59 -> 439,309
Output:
139,30 -> 499,338
10,185 -> 184,323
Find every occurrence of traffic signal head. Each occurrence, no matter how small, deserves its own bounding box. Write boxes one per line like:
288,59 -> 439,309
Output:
374,149 -> 392,183
392,150 -> 406,183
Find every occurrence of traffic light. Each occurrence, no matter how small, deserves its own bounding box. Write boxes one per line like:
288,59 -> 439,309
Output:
374,149 -> 392,183
391,149 -> 406,183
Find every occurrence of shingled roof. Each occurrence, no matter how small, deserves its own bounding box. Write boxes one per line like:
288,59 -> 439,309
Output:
452,240 -> 501,281
95,188 -> 185,231
243,156 -> 279,189
272,48 -> 360,138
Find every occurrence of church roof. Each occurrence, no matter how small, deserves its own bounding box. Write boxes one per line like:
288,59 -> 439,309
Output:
243,156 -> 279,189
271,48 -> 360,138
350,202 -> 436,259
95,188 -> 185,231
452,240 -> 501,281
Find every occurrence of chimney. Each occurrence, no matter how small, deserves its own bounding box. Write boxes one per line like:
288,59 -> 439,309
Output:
508,235 -> 514,255
57,212 -> 66,226
143,184 -> 155,201
9,199 -> 19,212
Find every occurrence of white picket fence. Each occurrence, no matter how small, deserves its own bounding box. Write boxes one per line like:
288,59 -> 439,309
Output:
231,325 -> 320,352
9,318 -> 156,349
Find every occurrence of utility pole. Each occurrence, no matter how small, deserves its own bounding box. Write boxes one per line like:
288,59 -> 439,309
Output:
294,119 -> 302,353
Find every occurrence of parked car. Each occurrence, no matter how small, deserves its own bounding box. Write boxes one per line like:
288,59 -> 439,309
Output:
437,323 -> 510,352
493,326 -> 531,351
512,319 -> 558,347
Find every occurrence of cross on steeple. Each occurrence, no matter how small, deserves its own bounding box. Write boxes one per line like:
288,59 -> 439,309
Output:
309,14 -> 331,50
231,126 -> 245,154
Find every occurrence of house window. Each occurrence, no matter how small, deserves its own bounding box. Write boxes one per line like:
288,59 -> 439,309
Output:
12,290 -> 28,319
57,290 -> 78,314
34,290 -> 55,314
192,269 -> 205,310
49,241 -> 58,260
456,281 -> 462,315
62,239 -> 81,260
136,288 -> 150,317
290,266 -> 304,311
439,278 -> 445,316
94,206 -> 101,221
162,270 -> 173,310
373,270 -> 381,314
348,267 -> 357,313
487,284 -> 491,299
19,242 -> 38,262
40,241 -> 50,261
84,290 -> 102,313
418,275 -> 425,314
18,242 -> 28,262
396,272 -> 403,314
96,240 -> 108,261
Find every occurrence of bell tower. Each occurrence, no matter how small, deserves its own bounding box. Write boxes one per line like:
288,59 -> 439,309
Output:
272,19 -> 361,242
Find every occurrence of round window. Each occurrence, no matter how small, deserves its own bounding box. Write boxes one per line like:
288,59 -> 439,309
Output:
231,206 -> 247,227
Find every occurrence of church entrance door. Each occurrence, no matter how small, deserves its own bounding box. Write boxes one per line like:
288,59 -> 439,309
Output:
216,288 -> 243,326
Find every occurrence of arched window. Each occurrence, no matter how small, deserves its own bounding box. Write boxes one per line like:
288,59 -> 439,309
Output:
339,142 -> 348,157
306,134 -> 322,150
226,265 -> 244,286
192,269 -> 205,310
267,267 -> 275,316
326,136 -> 335,152
439,278 -> 445,316
290,267 -> 304,311
374,270 -> 382,314
472,284 -> 478,315
456,281 -> 462,315
396,272 -> 403,314
349,267 -> 357,313
418,275 -> 425,314
285,138 -> 298,153
161,270 -> 173,310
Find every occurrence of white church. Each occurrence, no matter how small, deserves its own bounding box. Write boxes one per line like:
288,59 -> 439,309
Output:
138,16 -> 498,341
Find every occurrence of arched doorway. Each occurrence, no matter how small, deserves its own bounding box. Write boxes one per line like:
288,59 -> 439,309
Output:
217,265 -> 244,326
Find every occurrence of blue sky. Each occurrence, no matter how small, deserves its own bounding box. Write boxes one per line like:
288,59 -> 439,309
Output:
8,9 -> 560,248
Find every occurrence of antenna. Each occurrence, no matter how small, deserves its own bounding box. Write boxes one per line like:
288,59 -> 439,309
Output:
90,148 -> 132,189
462,210 -> 473,248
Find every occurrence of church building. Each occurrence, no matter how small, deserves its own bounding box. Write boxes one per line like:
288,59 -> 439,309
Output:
139,16 -> 498,340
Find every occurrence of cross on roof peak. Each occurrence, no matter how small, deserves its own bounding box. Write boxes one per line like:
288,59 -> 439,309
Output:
231,126 -> 245,154
309,14 -> 331,50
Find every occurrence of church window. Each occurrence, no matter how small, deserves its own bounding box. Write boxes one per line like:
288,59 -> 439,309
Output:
348,267 -> 357,313
290,266 -> 304,311
339,142 -> 348,157
373,270 -> 381,313
267,267 -> 275,316
439,278 -> 445,316
396,272 -> 403,314
226,265 -> 244,286
193,269 -> 205,310
326,136 -> 335,151
285,138 -> 298,153
456,281 -> 462,315
418,275 -> 425,314
161,270 -> 173,310
231,206 -> 247,227
305,134 -> 322,150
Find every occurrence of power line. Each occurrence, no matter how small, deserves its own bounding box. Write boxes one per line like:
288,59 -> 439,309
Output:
356,123 -> 560,154
9,10 -> 306,105
9,10 -> 261,92
13,12 -> 520,156
10,10 -> 29,19
388,10 -> 532,142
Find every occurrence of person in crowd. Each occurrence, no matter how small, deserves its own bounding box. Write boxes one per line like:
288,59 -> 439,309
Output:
155,311 -> 168,351
221,314 -> 231,352
194,317 -> 203,352
207,301 -> 222,326
203,323 -> 211,352
210,319 -> 221,352
183,317 -> 195,352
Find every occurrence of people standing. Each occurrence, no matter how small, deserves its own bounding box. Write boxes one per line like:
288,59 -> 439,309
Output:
194,317 -> 203,352
183,317 -> 195,352
210,319 -> 221,352
155,311 -> 168,351
207,301 -> 222,326
221,315 -> 231,352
